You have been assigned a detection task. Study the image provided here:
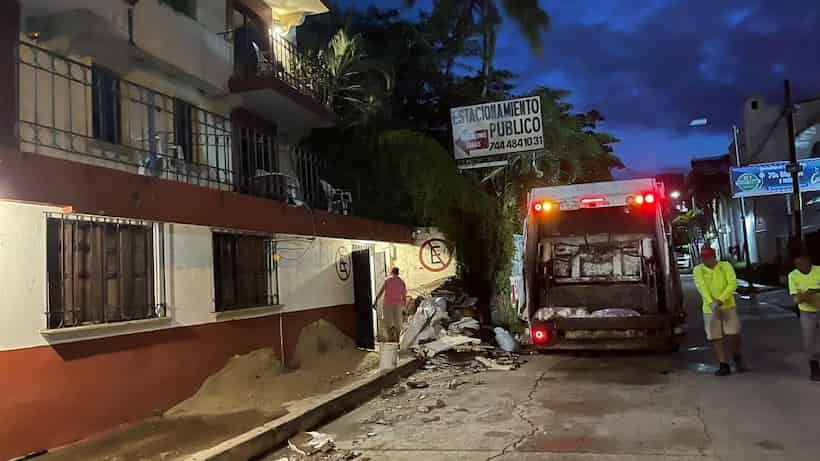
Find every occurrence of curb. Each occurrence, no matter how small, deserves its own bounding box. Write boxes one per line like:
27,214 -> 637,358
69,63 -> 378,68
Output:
184,358 -> 422,461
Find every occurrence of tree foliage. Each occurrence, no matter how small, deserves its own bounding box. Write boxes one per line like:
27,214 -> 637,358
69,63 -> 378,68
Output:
404,0 -> 550,97
299,3 -> 623,323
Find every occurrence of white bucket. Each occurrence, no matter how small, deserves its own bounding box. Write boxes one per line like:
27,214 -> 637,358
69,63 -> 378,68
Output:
379,342 -> 399,371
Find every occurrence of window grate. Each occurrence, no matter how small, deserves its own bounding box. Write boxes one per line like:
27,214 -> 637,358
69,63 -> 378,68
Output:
213,232 -> 279,312
45,213 -> 167,329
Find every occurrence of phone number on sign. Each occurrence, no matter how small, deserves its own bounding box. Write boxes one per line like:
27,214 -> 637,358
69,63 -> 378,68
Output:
490,136 -> 543,151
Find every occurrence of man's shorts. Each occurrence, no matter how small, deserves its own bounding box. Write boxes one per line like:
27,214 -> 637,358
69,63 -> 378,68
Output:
379,304 -> 403,338
703,308 -> 741,340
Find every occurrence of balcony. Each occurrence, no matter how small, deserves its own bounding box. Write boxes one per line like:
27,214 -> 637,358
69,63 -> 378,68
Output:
228,30 -> 335,132
22,0 -> 233,95
16,42 -> 356,215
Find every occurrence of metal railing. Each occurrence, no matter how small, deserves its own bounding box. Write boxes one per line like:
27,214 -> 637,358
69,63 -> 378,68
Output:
18,41 -> 235,190
228,28 -> 331,108
16,41 -> 356,215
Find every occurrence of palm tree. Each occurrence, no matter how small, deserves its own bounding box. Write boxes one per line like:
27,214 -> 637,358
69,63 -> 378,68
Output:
319,29 -> 393,126
406,0 -> 550,98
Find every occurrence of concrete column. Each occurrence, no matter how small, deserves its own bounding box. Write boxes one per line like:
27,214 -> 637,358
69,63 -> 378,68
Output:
0,0 -> 20,149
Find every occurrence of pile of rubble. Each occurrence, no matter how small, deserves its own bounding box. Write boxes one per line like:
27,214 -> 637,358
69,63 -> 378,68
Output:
277,432 -> 366,461
402,279 -> 521,360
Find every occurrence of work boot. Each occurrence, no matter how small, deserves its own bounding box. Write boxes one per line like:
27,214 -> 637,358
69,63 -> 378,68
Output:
811,360 -> 820,382
733,354 -> 747,373
715,363 -> 732,377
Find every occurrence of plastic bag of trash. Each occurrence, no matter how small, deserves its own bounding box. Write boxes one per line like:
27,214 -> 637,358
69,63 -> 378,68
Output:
448,317 -> 480,335
416,298 -> 449,343
534,307 -> 590,321
494,327 -> 519,352
401,297 -> 449,350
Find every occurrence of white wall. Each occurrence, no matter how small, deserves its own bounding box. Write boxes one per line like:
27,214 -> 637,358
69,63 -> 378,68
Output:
277,237 -> 355,311
0,201 -> 457,351
0,201 -> 56,352
372,228 -> 457,296
166,223 -> 217,325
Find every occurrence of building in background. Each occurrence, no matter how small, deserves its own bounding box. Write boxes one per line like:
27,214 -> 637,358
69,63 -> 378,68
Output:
740,95 -> 820,266
0,2 -> 456,459
688,155 -> 748,263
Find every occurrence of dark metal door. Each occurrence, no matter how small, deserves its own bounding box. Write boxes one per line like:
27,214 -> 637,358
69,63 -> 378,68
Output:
352,249 -> 375,349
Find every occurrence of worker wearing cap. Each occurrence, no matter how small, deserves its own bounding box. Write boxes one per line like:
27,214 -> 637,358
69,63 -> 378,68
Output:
693,246 -> 745,376
788,254 -> 820,381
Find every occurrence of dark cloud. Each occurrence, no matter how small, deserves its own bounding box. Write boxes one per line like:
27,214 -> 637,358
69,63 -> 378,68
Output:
517,0 -> 820,136
332,0 -> 820,169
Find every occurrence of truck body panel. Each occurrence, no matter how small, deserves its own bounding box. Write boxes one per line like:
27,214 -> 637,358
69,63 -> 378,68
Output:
523,179 -> 684,351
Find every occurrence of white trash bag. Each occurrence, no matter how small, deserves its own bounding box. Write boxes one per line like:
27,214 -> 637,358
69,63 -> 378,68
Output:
494,327 -> 519,352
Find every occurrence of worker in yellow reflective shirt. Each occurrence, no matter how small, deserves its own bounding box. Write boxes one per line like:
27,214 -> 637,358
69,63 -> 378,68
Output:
693,246 -> 745,376
788,254 -> 820,382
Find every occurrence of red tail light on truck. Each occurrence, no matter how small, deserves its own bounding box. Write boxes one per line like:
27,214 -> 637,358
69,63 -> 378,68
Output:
532,324 -> 551,345
580,196 -> 608,208
627,192 -> 657,207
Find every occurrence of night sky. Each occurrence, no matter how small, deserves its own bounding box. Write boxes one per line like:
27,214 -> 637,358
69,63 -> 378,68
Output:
335,0 -> 819,174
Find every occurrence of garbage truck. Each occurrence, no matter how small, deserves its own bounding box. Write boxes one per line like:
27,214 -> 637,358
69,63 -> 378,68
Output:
522,178 -> 685,351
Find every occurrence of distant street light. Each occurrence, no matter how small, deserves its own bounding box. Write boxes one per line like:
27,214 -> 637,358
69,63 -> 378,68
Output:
689,118 -> 708,127
670,190 -> 681,200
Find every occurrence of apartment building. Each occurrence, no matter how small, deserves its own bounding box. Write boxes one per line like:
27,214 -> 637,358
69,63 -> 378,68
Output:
0,1 -> 456,459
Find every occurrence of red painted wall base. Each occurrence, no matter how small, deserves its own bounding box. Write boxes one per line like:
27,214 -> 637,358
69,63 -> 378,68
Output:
0,305 -> 356,461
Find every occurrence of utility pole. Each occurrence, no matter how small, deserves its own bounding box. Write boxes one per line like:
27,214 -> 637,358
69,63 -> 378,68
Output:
784,80 -> 804,246
732,125 -> 752,267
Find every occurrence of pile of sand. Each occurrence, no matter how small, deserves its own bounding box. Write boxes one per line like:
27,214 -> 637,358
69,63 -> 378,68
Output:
168,320 -> 378,419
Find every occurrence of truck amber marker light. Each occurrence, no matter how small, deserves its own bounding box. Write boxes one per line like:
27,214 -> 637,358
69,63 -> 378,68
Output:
532,201 -> 555,213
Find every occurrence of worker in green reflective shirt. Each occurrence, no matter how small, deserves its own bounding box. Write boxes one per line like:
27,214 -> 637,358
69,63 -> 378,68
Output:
788,254 -> 820,382
693,246 -> 745,376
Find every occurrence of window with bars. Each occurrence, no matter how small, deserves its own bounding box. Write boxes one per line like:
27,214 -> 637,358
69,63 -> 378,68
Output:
213,233 -> 279,312
91,66 -> 121,145
173,98 -> 194,163
46,216 -> 166,329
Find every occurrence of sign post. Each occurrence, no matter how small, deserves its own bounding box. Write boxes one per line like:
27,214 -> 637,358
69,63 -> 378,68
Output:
732,126 -> 752,268
784,80 -> 804,245
450,96 -> 545,162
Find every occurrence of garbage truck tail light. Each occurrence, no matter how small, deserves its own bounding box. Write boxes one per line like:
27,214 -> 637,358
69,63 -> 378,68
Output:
532,325 -> 550,345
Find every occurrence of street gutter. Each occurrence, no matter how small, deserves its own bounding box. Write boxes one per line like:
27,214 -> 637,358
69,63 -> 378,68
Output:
184,357 -> 421,461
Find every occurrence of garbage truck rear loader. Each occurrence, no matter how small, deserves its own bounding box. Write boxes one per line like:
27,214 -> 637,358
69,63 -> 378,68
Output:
523,179 -> 685,351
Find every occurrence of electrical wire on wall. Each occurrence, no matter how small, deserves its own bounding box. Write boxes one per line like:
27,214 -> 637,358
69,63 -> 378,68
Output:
273,203 -> 319,262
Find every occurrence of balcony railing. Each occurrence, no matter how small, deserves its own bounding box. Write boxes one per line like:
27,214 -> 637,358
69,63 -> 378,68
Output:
17,41 -> 356,215
227,28 -> 331,108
